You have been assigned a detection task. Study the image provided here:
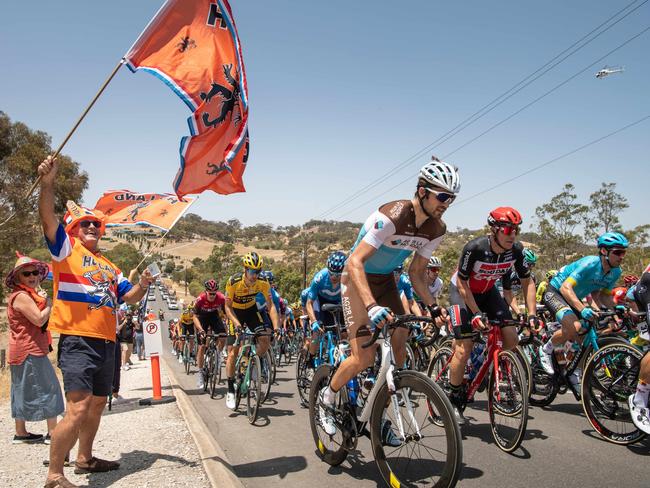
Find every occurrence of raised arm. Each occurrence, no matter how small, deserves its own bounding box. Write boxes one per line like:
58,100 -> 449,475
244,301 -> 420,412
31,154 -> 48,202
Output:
37,156 -> 60,243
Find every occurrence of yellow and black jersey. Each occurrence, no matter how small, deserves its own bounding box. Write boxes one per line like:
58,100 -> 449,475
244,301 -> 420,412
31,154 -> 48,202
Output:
180,309 -> 194,325
225,273 -> 271,310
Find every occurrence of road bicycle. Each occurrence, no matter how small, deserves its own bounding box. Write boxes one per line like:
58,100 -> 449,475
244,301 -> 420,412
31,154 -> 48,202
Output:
428,318 -> 529,453
181,335 -> 197,375
201,333 -> 227,398
582,310 -> 648,445
233,329 -> 273,424
296,303 -> 345,406
309,314 -> 462,487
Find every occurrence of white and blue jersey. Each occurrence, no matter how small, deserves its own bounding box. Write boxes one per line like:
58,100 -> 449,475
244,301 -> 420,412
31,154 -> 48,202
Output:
550,255 -> 621,300
397,273 -> 414,300
350,200 -> 445,275
300,288 -> 310,308
308,268 -> 341,304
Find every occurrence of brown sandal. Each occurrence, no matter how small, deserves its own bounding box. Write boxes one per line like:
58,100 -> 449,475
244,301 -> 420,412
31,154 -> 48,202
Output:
74,456 -> 120,474
44,476 -> 79,488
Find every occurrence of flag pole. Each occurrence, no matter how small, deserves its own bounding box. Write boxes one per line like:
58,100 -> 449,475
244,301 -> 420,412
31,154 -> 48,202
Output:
134,196 -> 198,271
24,59 -> 126,199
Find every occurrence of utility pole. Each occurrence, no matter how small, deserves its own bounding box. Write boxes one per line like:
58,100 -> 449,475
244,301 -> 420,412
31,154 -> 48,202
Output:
184,264 -> 188,296
302,237 -> 308,290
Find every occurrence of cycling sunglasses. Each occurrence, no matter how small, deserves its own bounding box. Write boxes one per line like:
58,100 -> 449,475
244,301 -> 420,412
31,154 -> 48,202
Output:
21,270 -> 41,277
496,224 -> 520,236
609,248 -> 626,257
245,268 -> 261,275
79,220 -> 102,229
424,187 -> 456,204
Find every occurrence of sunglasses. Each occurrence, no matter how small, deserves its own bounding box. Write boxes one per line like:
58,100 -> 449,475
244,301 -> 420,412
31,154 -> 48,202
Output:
21,270 -> 41,277
329,271 -> 342,277
424,187 -> 456,204
245,268 -> 261,275
610,249 -> 626,257
79,220 -> 102,229
496,224 -> 520,236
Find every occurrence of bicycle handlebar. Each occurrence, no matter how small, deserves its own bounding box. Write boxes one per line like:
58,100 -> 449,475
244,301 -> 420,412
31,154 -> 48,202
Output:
361,315 -> 436,349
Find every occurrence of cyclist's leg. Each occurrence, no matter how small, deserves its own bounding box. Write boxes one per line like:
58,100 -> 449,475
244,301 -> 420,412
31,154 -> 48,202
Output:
485,286 -> 518,351
543,287 -> 582,344
327,273 -> 377,394
368,278 -> 407,366
448,284 -> 475,386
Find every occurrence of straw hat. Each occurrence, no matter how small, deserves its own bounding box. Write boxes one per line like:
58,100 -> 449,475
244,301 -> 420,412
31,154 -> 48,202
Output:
4,253 -> 49,289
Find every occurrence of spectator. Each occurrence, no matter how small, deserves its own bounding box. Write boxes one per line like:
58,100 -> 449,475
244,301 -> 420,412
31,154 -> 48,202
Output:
119,314 -> 135,371
38,156 -> 154,488
5,254 -> 64,445
133,315 -> 145,360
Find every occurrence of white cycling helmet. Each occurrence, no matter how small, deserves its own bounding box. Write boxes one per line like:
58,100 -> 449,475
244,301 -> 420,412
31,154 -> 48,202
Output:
418,157 -> 461,194
427,256 -> 442,268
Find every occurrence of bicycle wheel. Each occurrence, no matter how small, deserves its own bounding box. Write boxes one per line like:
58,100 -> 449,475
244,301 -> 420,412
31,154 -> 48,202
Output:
203,350 -> 213,393
582,342 -> 645,445
488,350 -> 528,453
426,346 -> 454,428
267,349 -> 277,384
404,343 -> 415,370
210,349 -> 220,398
183,342 -> 191,375
308,365 -> 349,467
296,349 -> 311,407
284,337 -> 293,365
234,357 -> 246,411
523,337 -> 558,406
514,346 -> 533,398
370,370 -> 462,488
247,355 -> 262,424
259,353 -> 272,403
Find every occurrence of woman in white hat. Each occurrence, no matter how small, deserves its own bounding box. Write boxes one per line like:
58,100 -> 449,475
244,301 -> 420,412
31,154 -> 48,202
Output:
5,253 -> 64,444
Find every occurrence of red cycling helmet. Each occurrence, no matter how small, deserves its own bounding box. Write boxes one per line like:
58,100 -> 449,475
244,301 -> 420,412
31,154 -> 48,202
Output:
623,275 -> 639,287
204,279 -> 218,292
487,207 -> 523,227
612,286 -> 628,305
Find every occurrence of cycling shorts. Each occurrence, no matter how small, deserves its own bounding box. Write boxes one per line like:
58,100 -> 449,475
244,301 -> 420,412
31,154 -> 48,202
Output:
233,307 -> 270,335
542,286 -> 579,322
181,322 -> 195,336
196,313 -> 226,335
448,283 -> 512,340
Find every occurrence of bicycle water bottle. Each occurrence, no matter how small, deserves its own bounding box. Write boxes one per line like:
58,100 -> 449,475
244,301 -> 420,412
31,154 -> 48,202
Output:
347,377 -> 360,407
468,342 -> 485,382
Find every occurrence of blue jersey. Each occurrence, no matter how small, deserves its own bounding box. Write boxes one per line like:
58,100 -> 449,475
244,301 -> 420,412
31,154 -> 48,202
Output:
286,307 -> 295,321
397,273 -> 414,300
307,268 -> 341,304
350,200 -> 445,275
550,255 -> 621,300
255,287 -> 282,313
300,288 -> 310,308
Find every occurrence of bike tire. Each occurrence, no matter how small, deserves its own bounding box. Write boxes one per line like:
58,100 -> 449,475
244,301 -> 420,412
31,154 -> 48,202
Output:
203,351 -> 212,393
267,349 -> 277,384
581,342 -> 645,445
514,346 -> 533,398
183,342 -> 191,375
369,370 -> 462,488
210,349 -> 220,398
308,365 -> 349,467
247,355 -> 262,424
488,350 -> 529,453
260,353 -> 272,403
296,349 -> 311,407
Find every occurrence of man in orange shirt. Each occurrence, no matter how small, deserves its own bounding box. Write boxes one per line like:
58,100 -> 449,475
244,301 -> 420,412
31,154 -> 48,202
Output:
38,156 -> 154,488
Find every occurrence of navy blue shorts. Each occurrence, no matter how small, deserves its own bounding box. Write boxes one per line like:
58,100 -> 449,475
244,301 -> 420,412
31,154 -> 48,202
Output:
57,335 -> 115,396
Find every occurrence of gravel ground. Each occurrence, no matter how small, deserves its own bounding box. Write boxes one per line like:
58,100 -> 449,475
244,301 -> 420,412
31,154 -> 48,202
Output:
0,353 -> 210,488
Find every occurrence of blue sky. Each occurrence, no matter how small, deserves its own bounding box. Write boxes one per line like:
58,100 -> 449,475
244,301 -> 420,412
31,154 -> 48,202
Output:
1,1 -> 648,231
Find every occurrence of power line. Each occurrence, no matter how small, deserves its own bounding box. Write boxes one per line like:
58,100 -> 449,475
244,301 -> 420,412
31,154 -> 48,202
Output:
316,0 -> 647,219
333,25 -> 650,220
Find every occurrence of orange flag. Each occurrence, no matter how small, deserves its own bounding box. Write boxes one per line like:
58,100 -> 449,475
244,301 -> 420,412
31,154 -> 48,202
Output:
124,0 -> 249,198
93,190 -> 195,231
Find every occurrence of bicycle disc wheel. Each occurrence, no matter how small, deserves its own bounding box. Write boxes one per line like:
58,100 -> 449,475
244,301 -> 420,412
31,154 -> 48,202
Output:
247,355 -> 262,424
370,370 -> 462,488
488,350 -> 529,453
296,349 -> 311,407
308,365 -> 349,467
582,342 -> 645,445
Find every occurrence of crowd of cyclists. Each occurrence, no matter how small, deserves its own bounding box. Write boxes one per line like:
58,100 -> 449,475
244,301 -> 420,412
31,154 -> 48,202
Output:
161,157 -> 649,487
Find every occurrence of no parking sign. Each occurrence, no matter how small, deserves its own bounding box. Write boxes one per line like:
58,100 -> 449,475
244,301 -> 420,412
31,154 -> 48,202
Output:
143,318 -> 162,357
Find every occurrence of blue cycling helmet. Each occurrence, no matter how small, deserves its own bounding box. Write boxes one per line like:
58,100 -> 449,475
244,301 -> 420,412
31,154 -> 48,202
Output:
597,232 -> 629,249
327,251 -> 346,273
260,270 -> 274,282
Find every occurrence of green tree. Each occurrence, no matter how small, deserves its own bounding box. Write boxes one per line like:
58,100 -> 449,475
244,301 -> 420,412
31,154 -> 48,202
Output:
0,112 -> 88,299
535,183 -> 588,267
104,243 -> 143,275
584,182 -> 628,240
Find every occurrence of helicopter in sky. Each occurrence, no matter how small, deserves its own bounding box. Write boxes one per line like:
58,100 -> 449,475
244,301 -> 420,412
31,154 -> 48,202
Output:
596,65 -> 624,79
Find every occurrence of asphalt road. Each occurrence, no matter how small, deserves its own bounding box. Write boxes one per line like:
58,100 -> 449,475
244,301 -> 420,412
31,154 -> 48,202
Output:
151,288 -> 648,488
